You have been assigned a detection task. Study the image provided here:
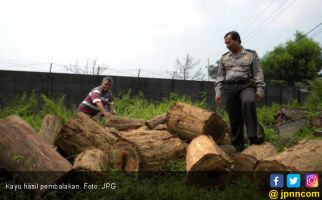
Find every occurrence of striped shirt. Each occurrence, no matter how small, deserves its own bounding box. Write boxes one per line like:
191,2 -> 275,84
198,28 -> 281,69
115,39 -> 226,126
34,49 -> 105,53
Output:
78,86 -> 113,117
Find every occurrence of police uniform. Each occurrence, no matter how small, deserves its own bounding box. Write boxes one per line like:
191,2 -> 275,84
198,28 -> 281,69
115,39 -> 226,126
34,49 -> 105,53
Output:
215,47 -> 265,151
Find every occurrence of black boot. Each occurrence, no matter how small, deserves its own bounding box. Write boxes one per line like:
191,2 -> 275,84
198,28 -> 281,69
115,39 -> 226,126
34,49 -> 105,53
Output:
249,137 -> 264,145
234,144 -> 245,152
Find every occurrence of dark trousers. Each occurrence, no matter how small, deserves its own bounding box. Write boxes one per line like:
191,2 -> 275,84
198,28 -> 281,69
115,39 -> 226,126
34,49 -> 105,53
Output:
223,86 -> 257,151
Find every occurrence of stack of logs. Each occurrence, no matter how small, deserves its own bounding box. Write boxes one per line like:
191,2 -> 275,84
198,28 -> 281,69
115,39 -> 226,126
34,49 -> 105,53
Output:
1,102 -> 322,193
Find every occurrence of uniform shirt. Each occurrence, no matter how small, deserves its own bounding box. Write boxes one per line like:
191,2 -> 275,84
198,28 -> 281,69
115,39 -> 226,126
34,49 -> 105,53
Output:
78,86 -> 113,117
215,47 -> 265,97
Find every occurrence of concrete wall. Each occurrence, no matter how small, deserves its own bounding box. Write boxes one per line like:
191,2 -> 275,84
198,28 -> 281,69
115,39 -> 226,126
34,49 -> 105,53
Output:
0,70 -> 309,109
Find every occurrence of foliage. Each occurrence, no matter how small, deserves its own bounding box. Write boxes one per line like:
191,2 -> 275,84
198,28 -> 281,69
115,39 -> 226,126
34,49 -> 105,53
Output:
305,78 -> 322,110
261,31 -> 322,82
0,92 -> 73,131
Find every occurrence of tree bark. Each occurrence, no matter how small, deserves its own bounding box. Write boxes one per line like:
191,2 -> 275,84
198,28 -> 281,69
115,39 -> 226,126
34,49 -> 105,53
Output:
186,135 -> 231,185
166,103 -> 226,142
254,139 -> 322,191
0,115 -> 72,187
219,145 -> 236,157
105,115 -> 145,131
113,130 -> 186,171
232,142 -> 277,171
154,124 -> 168,131
55,112 -> 120,159
38,114 -> 63,145
218,133 -> 231,145
145,113 -> 167,130
255,139 -> 322,172
73,148 -> 109,171
110,140 -> 140,172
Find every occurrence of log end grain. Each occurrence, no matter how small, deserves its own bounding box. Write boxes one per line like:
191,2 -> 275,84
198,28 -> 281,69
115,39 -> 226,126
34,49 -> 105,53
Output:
110,141 -> 140,172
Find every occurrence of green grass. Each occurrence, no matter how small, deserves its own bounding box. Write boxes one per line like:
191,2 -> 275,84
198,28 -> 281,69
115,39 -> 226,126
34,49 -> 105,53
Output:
0,91 -> 73,131
114,90 -> 207,120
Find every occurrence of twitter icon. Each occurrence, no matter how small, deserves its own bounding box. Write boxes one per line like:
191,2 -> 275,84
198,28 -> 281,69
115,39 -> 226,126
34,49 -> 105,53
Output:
287,174 -> 301,188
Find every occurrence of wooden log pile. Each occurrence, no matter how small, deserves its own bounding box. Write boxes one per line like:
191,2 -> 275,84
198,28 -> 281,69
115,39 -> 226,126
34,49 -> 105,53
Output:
2,101 -> 322,194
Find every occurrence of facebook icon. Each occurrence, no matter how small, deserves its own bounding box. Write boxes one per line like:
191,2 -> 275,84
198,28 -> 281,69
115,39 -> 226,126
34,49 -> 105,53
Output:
270,174 -> 284,188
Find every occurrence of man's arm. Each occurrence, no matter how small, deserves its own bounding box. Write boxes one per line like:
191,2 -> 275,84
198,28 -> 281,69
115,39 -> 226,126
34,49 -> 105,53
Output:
108,102 -> 115,115
96,101 -> 111,118
252,51 -> 265,101
215,58 -> 225,104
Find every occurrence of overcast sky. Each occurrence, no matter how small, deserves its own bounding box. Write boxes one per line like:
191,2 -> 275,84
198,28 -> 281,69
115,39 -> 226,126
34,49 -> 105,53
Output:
0,0 -> 322,77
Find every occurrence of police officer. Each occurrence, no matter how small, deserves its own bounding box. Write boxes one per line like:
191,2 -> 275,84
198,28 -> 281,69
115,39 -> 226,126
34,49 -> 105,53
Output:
215,31 -> 265,152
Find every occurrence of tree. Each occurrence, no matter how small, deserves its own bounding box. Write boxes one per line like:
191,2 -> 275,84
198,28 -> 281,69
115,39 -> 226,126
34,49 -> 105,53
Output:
207,60 -> 219,80
261,31 -> 322,82
65,58 -> 108,75
168,54 -> 205,80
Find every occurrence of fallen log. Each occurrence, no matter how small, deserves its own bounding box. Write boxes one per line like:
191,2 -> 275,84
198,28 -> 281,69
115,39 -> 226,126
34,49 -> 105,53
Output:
218,133 -> 231,145
154,124 -> 168,131
105,115 -> 145,131
186,135 -> 231,186
312,116 -> 322,128
145,113 -> 167,129
167,103 -> 226,142
38,114 -> 63,145
254,139 -> 322,191
114,130 -> 186,171
219,145 -> 236,157
0,115 -> 72,189
314,130 -> 322,137
232,142 -> 277,171
277,119 -> 308,146
255,139 -> 322,172
281,108 -> 308,119
55,112 -> 120,158
110,140 -> 140,171
135,126 -> 151,131
73,148 -> 109,171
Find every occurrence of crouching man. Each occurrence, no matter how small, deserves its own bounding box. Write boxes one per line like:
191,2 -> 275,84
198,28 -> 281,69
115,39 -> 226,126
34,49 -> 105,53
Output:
78,76 -> 115,118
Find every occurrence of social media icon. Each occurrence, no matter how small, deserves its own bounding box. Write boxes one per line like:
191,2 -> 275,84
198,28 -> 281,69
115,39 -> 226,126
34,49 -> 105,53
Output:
270,174 -> 284,188
305,174 -> 319,188
287,174 -> 301,188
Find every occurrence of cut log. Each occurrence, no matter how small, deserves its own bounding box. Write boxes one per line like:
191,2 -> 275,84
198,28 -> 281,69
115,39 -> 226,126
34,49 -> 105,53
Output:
110,140 -> 140,171
314,130 -> 322,137
167,103 -> 226,142
154,124 -> 168,131
105,115 -> 145,131
255,139 -> 322,172
135,126 -> 150,131
73,148 -> 109,171
219,145 -> 236,157
218,133 -> 231,145
277,119 -> 308,145
55,112 -> 120,158
145,113 -> 167,129
254,139 -> 322,190
0,115 -> 72,189
114,130 -> 186,171
186,135 -> 231,186
281,108 -> 308,119
232,142 -> 277,171
312,116 -> 322,128
38,114 -> 63,145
